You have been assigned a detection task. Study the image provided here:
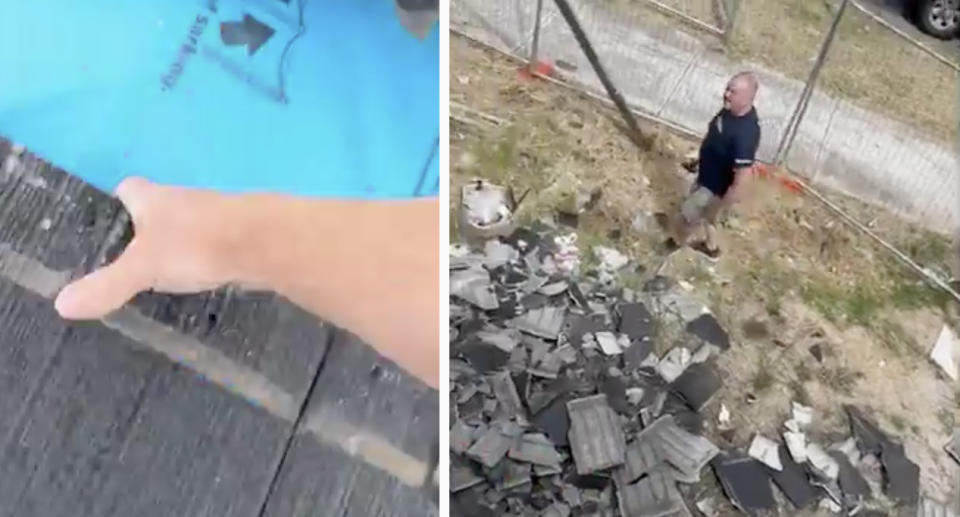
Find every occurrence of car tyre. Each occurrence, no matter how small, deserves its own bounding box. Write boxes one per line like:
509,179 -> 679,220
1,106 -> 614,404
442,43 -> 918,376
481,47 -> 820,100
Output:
916,0 -> 960,39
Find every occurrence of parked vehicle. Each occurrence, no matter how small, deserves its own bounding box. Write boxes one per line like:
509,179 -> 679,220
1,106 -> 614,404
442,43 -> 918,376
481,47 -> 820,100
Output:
914,0 -> 960,39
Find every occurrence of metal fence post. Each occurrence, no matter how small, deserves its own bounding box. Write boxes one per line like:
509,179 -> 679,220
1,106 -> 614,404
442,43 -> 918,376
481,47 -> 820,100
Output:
775,0 -> 849,165
552,0 -> 644,143
529,0 -> 545,72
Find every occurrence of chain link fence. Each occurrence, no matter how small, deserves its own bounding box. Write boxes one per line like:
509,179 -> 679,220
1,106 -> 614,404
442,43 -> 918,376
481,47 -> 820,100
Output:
778,0 -> 959,236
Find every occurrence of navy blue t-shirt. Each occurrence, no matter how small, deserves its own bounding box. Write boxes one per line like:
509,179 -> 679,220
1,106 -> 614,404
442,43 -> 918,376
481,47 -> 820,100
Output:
697,107 -> 761,197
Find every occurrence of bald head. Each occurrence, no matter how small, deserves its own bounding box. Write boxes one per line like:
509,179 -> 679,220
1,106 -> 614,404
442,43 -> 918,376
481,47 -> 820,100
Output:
723,71 -> 758,116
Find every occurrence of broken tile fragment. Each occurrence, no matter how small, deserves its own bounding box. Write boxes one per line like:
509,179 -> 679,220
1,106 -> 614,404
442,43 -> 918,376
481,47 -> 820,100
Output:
534,395 -> 570,447
508,433 -> 562,467
657,347 -> 692,383
791,402 -> 813,427
466,423 -> 519,468
451,455 -> 486,493
767,445 -> 819,510
930,325 -> 959,380
623,432 -> 661,482
595,331 -> 623,355
617,302 -> 654,341
685,313 -> 730,350
642,415 -> 718,483
496,460 -> 531,491
828,450 -> 870,503
451,420 -> 475,455
880,443 -> 919,506
783,431 -> 807,463
712,453 -> 777,513
748,435 -> 783,471
451,267 -> 499,309
567,395 -> 626,474
528,351 -> 562,379
613,468 -> 687,517
844,405 -> 894,456
490,370 -> 523,417
513,306 -> 566,340
622,337 -> 654,370
806,443 -> 839,480
476,329 -> 520,353
533,462 -> 562,477
540,280 -> 568,297
458,338 -> 510,374
561,484 -> 582,507
669,362 -> 722,411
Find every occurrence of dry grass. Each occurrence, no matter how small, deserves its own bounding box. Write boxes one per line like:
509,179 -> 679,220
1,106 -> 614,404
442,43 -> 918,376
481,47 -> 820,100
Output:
451,34 -> 960,502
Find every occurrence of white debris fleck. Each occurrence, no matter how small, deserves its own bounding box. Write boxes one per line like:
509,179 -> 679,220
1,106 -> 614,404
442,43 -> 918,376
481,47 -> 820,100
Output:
593,246 -> 629,271
806,443 -> 839,480
784,431 -> 807,463
748,435 -> 783,471
818,498 -> 842,513
791,402 -> 813,427
39,218 -> 52,231
696,498 -> 718,517
657,347 -> 692,382
595,331 -> 623,356
930,325 -> 959,381
717,404 -> 730,427
626,387 -> 645,405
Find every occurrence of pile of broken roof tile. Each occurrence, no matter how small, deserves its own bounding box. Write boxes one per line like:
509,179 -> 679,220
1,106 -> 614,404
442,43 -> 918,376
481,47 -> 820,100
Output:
450,226 -> 927,517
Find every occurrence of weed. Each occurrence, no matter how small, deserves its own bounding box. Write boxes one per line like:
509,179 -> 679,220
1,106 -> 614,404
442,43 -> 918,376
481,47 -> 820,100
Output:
789,380 -> 811,406
873,319 -> 916,358
765,297 -> 782,317
752,356 -> 776,393
817,366 -> 861,396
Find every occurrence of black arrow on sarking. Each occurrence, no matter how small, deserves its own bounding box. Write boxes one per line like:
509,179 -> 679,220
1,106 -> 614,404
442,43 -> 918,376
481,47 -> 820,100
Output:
220,14 -> 275,56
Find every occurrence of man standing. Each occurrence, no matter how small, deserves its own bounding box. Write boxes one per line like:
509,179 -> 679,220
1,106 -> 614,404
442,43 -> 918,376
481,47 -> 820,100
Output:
666,72 -> 761,260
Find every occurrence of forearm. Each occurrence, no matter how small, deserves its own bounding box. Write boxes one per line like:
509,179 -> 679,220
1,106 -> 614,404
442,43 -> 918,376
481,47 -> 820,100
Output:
227,195 -> 440,389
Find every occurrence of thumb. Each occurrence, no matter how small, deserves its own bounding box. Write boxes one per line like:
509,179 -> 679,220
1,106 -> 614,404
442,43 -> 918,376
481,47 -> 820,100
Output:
55,243 -> 150,320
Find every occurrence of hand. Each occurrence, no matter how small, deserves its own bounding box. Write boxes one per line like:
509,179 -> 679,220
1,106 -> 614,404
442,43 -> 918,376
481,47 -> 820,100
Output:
55,177 -> 243,320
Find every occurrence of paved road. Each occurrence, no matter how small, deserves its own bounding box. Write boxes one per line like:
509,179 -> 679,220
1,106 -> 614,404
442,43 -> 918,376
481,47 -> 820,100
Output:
858,0 -> 960,58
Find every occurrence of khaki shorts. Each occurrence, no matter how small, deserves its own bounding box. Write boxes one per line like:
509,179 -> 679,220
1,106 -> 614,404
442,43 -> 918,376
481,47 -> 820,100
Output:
680,183 -> 723,225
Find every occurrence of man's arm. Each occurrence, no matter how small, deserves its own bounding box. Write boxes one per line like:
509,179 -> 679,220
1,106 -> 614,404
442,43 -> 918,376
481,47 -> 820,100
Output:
724,124 -> 760,205
55,178 -> 440,388
723,165 -> 752,205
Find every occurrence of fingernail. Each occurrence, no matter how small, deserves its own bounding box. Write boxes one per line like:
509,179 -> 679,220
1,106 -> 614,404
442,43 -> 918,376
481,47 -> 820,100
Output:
54,284 -> 81,319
